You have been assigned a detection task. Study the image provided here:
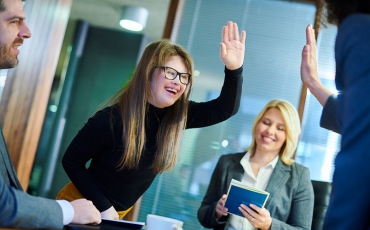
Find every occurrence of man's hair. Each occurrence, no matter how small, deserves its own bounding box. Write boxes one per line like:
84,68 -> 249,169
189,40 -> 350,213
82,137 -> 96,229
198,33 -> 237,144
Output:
0,0 -> 5,13
324,0 -> 370,25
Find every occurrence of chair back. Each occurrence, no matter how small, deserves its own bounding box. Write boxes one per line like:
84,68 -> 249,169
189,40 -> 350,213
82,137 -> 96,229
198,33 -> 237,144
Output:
311,180 -> 332,230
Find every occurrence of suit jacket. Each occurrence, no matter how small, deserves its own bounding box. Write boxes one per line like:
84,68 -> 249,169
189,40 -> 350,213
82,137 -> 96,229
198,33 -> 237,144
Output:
197,152 -> 314,230
0,127 -> 64,229
320,94 -> 339,133
320,14 -> 370,230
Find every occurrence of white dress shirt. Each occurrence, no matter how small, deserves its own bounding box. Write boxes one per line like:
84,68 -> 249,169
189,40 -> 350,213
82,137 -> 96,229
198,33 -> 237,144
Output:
56,200 -> 74,225
228,151 -> 278,230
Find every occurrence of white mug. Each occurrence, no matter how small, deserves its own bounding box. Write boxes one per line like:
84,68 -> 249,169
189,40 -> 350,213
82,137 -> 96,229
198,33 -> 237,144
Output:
146,214 -> 183,230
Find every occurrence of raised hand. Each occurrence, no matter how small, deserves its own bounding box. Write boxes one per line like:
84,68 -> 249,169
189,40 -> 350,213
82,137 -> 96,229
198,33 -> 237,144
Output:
70,199 -> 101,225
215,194 -> 228,218
301,24 -> 319,88
301,24 -> 332,106
220,21 -> 246,70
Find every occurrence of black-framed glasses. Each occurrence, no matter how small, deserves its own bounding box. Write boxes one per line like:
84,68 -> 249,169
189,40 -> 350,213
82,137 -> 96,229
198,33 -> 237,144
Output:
157,66 -> 191,85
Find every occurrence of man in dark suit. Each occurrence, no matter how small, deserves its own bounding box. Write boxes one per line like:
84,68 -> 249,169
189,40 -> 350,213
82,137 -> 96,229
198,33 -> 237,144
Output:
0,0 -> 101,228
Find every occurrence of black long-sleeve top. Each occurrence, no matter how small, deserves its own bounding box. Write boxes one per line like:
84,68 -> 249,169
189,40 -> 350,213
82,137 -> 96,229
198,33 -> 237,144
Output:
62,67 -> 243,212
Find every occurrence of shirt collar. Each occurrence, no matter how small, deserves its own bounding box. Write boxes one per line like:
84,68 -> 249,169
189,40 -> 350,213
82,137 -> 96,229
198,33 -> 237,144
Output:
240,151 -> 279,169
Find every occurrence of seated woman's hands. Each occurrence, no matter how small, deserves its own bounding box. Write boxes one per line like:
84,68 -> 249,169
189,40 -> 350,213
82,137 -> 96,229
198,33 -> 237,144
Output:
239,204 -> 272,230
215,194 -> 228,218
101,206 -> 119,220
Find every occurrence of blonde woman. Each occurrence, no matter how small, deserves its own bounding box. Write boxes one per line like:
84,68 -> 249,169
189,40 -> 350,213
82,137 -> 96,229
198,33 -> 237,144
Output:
57,21 -> 246,220
198,100 -> 314,230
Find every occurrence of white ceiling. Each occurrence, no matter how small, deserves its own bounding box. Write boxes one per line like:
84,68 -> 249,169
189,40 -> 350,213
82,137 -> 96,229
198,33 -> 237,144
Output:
69,0 -> 171,41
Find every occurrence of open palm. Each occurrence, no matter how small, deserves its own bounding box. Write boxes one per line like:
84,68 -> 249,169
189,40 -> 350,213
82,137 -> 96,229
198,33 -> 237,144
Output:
220,21 -> 246,70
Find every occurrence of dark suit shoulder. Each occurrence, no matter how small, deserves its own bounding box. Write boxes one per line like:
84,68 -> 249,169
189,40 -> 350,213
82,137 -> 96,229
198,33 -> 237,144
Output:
337,14 -> 370,48
340,14 -> 370,31
218,152 -> 245,164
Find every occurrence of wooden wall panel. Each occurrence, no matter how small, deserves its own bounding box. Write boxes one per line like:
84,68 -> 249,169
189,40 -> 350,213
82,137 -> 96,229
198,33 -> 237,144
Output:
162,0 -> 180,39
0,0 -> 72,189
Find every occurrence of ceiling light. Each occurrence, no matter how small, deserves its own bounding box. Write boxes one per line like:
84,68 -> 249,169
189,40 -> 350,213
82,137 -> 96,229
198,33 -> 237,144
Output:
119,6 -> 149,32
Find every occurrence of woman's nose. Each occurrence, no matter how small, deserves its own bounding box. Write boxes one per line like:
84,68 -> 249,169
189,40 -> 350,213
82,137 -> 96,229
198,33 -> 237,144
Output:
266,126 -> 275,134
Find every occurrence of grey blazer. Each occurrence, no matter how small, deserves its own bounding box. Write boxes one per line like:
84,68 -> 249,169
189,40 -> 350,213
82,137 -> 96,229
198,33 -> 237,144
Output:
197,152 -> 314,230
0,127 -> 64,229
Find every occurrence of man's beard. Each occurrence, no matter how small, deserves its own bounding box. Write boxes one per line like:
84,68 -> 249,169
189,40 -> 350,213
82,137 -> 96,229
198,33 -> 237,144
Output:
0,38 -> 23,69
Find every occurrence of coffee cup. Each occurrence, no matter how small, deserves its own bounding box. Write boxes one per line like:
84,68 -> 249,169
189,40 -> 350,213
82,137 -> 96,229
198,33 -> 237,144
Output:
146,214 -> 183,230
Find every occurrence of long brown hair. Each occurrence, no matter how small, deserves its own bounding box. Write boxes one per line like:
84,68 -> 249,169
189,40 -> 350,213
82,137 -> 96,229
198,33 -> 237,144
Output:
105,39 -> 194,174
245,100 -> 301,165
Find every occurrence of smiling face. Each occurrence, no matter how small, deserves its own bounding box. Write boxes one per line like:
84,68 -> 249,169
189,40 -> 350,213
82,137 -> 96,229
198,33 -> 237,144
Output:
148,55 -> 188,108
255,107 -> 287,156
0,0 -> 31,69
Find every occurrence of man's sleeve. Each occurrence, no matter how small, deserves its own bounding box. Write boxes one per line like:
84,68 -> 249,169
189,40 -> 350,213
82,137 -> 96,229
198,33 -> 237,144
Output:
0,176 -> 64,229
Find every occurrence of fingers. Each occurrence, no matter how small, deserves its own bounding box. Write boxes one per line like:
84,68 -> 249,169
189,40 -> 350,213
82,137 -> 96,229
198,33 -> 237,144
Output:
231,21 -> 238,41
215,195 -> 228,218
101,206 -> 119,220
301,44 -> 310,65
306,24 -> 316,57
311,28 -> 316,58
70,199 -> 102,225
239,204 -> 255,223
223,21 -> 245,43
220,20 -> 246,70
222,23 -> 228,43
240,30 -> 246,45
239,204 -> 272,229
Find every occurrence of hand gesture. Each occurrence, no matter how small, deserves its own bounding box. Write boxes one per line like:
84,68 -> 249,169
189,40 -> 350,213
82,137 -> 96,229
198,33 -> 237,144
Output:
215,194 -> 228,218
70,199 -> 101,225
301,24 -> 319,88
101,206 -> 119,220
239,204 -> 272,230
220,21 -> 246,70
300,24 -> 332,106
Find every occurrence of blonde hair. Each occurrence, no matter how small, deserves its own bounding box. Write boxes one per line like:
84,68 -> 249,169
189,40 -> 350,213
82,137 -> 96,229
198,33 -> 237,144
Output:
245,99 -> 301,165
105,39 -> 194,173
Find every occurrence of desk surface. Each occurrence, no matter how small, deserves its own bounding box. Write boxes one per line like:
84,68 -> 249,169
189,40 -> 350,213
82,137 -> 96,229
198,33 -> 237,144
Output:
65,220 -> 144,230
0,221 -> 144,230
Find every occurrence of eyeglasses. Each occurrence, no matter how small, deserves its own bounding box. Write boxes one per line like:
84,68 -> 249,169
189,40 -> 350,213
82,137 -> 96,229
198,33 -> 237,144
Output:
157,66 -> 191,85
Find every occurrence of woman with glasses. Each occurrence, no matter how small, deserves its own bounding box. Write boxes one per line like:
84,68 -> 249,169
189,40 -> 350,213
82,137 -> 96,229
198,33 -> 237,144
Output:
57,21 -> 246,220
198,100 -> 314,230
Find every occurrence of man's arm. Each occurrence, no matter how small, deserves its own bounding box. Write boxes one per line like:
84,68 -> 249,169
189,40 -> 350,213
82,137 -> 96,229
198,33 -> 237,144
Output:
0,176 -> 64,229
0,176 -> 101,229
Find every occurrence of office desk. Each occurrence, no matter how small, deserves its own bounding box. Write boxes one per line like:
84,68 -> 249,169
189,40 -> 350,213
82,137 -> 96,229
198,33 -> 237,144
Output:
0,220 -> 143,230
65,220 -> 144,230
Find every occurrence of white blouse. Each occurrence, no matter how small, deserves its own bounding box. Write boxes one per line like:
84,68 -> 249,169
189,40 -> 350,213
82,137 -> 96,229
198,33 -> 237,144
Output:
228,151 -> 278,230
